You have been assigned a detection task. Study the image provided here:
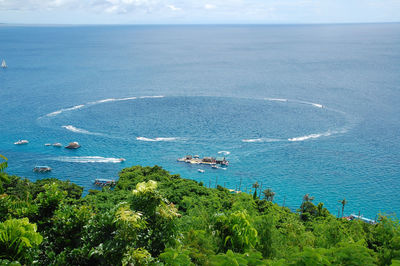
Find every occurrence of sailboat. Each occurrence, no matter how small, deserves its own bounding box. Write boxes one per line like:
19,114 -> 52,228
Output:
1,59 -> 7,68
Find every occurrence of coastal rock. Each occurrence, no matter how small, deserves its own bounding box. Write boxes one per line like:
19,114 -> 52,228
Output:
65,142 -> 81,149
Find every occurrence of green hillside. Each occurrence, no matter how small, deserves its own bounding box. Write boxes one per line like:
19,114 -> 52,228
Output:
0,162 -> 399,265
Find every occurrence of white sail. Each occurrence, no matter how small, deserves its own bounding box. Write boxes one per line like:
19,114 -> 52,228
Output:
1,60 -> 7,68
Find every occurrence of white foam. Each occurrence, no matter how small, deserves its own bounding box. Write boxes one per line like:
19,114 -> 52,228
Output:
46,105 -> 85,117
295,100 -> 324,109
52,156 -> 124,163
139,95 -> 164,99
96,98 -> 117,103
136,136 -> 178,142
288,133 -> 330,142
88,96 -> 139,105
242,138 -> 263,143
242,138 -> 281,143
288,129 -> 346,142
312,103 -> 324,108
62,125 -> 102,136
120,97 -> 138,101
264,98 -> 288,102
218,151 -> 231,155
86,95 -> 164,105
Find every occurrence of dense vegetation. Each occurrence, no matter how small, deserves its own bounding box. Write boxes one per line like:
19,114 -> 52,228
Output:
0,155 -> 399,265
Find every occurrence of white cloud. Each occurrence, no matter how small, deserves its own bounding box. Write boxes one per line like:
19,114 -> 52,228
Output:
0,0 -> 399,23
0,0 -> 155,13
167,4 -> 182,11
204,4 -> 216,9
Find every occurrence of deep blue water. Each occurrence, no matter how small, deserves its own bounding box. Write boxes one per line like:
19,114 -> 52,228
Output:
1,24 -> 400,218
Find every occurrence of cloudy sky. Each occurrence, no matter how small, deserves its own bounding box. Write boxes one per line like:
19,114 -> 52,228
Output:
0,0 -> 399,24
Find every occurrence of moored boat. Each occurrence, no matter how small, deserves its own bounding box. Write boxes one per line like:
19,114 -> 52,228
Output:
52,143 -> 62,147
14,140 -> 29,145
65,142 -> 80,149
33,165 -> 52,173
94,179 -> 116,187
177,154 -> 229,167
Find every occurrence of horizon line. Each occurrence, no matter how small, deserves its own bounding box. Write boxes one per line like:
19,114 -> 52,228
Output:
1,21 -> 399,27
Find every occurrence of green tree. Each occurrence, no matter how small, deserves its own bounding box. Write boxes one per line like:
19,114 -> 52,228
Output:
330,242 -> 377,265
252,182 -> 260,199
262,188 -> 275,202
0,154 -> 7,173
209,249 -> 265,265
216,210 -> 258,253
35,183 -> 67,221
122,247 -> 154,266
370,215 -> 400,265
114,202 -> 145,242
289,247 -> 331,266
47,204 -> 93,253
159,246 -> 193,265
303,194 -> 315,203
0,154 -> 8,194
0,218 -> 42,264
338,199 -> 347,218
129,180 -> 180,256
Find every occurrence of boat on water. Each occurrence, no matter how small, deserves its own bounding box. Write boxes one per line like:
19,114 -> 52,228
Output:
65,142 -> 80,149
14,140 -> 29,145
1,59 -> 7,68
94,179 -> 116,187
119,158 -> 126,162
177,155 -> 229,167
52,143 -> 62,147
45,143 -> 51,146
346,214 -> 377,224
33,166 -> 52,173
198,169 -> 205,173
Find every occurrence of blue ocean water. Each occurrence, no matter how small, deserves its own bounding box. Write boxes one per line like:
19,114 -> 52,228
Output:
1,24 -> 400,218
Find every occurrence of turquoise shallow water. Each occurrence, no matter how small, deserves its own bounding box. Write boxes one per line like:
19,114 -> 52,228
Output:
1,24 -> 400,218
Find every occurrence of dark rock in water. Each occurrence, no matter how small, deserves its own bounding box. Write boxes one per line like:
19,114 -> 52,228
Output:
65,142 -> 81,149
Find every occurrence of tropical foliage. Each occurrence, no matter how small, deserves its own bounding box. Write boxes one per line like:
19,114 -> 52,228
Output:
0,157 -> 399,265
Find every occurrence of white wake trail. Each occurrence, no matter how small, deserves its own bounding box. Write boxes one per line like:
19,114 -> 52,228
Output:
62,125 -> 103,136
46,105 -> 85,117
136,136 -> 179,142
242,138 -> 282,143
288,129 -> 347,142
51,156 -> 124,163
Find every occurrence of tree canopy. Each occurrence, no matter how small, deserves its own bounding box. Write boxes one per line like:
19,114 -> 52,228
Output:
0,162 -> 399,265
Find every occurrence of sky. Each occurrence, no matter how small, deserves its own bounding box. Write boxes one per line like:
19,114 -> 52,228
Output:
0,0 -> 399,24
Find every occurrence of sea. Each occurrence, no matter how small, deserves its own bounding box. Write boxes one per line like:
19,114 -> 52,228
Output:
1,23 -> 400,219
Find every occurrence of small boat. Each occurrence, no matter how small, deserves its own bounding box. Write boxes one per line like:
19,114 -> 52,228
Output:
211,164 -> 219,169
177,155 -> 229,168
14,140 -> 29,145
198,169 -> 205,173
52,143 -> 62,147
45,143 -> 51,146
94,179 -> 116,187
65,142 -> 80,149
1,59 -> 7,68
119,158 -> 126,162
33,166 -> 52,173
349,214 -> 377,224
216,157 -> 229,166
